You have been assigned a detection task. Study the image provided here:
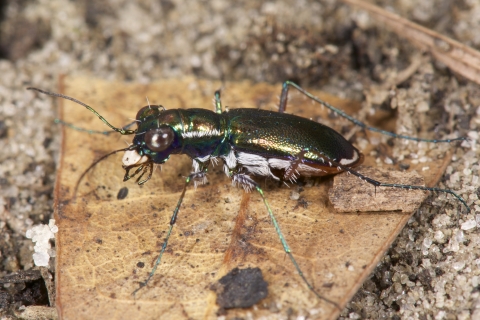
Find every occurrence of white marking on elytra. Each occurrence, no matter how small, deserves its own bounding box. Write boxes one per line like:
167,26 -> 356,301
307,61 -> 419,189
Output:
339,150 -> 359,165
182,129 -> 222,139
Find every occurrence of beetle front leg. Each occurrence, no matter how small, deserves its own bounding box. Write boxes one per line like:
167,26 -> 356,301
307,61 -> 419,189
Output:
214,90 -> 223,114
132,169 -> 208,296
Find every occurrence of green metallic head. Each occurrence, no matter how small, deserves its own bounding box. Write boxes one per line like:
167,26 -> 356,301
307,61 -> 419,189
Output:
122,106 -> 184,184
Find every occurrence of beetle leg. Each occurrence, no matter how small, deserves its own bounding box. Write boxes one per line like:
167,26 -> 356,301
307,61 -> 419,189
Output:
192,167 -> 209,189
278,81 -> 290,113
134,165 -> 148,184
137,162 -> 154,185
132,168 -> 208,297
229,171 -> 340,308
214,90 -> 223,114
231,172 -> 256,191
123,164 -> 145,181
279,81 -> 466,143
283,150 -> 308,182
308,150 -> 470,212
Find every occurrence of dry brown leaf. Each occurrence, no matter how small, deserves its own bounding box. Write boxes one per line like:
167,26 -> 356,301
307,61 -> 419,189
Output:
342,0 -> 480,85
329,167 -> 426,212
52,76 -> 451,319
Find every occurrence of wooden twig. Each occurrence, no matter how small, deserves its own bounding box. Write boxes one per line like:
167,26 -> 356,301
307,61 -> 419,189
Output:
342,0 -> 480,85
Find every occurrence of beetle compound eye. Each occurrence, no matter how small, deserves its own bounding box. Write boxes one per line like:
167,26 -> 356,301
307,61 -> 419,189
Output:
136,105 -> 163,121
145,126 -> 174,152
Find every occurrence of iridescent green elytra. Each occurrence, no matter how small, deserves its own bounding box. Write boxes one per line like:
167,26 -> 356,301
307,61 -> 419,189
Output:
27,82 -> 469,308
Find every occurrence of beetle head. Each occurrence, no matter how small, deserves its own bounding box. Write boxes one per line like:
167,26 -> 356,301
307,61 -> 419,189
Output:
122,106 -> 183,184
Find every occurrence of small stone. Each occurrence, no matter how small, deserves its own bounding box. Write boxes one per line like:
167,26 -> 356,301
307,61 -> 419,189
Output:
25,219 -> 58,267
384,157 -> 393,165
461,219 -> 476,230
472,276 -> 479,287
32,252 -> 50,267
452,261 -> 465,271
468,130 -> 479,140
394,282 -> 403,293
422,259 -> 431,268
444,237 -> 459,253
416,101 -> 429,112
475,259 -> 480,268
434,230 -> 444,242
290,191 -> 300,200
455,229 -> 465,242
423,237 -> 433,248
436,311 -> 446,320
473,175 -> 479,185
449,172 -> 460,184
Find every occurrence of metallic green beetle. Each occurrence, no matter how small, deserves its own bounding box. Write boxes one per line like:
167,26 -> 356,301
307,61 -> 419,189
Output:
122,107 -> 363,186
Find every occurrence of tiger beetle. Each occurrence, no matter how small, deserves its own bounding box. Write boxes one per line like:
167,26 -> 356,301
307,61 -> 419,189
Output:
27,82 -> 470,308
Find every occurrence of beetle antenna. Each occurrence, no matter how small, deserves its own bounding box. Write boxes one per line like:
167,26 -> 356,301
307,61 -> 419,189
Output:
53,119 -> 138,135
27,87 -> 136,135
73,147 -> 134,201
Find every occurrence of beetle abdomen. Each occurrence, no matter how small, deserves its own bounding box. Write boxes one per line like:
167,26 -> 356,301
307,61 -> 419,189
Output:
227,109 -> 363,172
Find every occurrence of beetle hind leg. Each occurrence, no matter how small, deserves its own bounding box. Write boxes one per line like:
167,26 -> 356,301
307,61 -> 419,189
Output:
283,150 -> 308,183
231,172 -> 256,192
191,160 -> 209,189
230,170 -> 341,308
